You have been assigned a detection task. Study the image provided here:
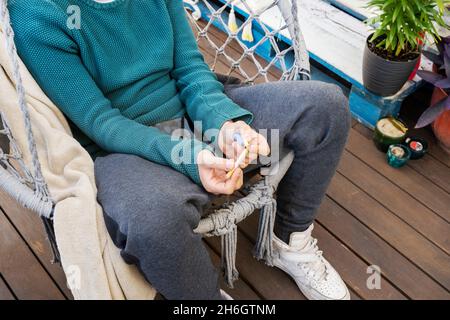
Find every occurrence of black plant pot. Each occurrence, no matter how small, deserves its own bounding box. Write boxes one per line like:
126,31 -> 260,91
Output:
362,36 -> 420,97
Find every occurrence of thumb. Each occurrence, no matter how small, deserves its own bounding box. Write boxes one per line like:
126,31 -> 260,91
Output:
198,150 -> 235,171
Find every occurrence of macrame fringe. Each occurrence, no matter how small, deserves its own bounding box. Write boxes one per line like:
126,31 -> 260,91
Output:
253,190 -> 277,266
218,178 -> 277,288
221,225 -> 239,288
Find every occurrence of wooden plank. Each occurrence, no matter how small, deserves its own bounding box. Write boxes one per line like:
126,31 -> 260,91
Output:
198,41 -> 274,83
0,191 -> 72,299
199,0 -> 430,128
337,151 -> 450,254
353,122 -> 450,193
205,242 -> 260,300
0,275 -> 15,300
220,0 -> 368,85
312,223 -> 402,300
406,155 -> 450,195
195,23 -> 281,83
206,230 -> 307,300
240,213 -> 402,300
0,114 -> 9,154
317,197 -> 450,299
346,129 -> 450,222
0,135 -> 8,154
222,0 -> 429,91
194,10 -> 352,93
327,172 -> 450,290
410,127 -> 450,168
354,122 -> 450,168
0,207 -> 65,300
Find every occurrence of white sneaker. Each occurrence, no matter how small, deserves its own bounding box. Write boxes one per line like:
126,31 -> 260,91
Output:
272,224 -> 350,300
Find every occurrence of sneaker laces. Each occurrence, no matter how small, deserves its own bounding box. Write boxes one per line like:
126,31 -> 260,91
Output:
282,237 -> 330,282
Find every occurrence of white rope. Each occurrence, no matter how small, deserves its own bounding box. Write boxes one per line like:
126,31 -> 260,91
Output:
0,0 -> 57,262
0,0 -> 306,286
195,150 -> 294,287
184,1 -> 312,286
195,177 -> 278,287
185,0 -> 310,82
0,0 -> 53,218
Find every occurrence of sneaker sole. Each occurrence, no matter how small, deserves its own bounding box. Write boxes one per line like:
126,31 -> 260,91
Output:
273,259 -> 351,300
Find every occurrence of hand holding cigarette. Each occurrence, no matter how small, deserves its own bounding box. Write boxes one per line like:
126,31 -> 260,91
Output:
218,120 -> 270,179
226,133 -> 249,179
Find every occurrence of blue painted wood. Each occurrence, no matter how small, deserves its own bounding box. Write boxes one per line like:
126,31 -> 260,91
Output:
193,0 -> 297,73
210,0 -> 374,89
188,0 -> 424,129
349,81 -> 425,128
326,0 -> 369,21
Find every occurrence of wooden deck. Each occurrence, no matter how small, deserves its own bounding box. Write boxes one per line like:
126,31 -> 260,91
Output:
1,22 -> 450,300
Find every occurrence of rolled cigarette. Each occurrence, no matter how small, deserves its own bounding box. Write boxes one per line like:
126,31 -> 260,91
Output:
226,147 -> 248,179
226,133 -> 249,179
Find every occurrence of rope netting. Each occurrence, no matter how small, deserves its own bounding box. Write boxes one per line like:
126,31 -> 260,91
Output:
0,0 -> 53,219
184,0 -> 310,83
0,114 -> 34,187
0,0 -> 309,284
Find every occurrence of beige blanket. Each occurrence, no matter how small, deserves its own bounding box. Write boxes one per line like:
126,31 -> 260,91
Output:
0,29 -> 156,300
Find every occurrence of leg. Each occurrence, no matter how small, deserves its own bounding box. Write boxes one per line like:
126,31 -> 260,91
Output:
224,81 -> 351,243
94,153 -> 221,300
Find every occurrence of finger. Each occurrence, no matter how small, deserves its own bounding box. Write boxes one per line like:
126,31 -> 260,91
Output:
256,133 -> 270,156
226,168 -> 243,194
247,144 -> 259,162
235,168 -> 244,190
232,141 -> 245,159
237,143 -> 258,168
200,152 -> 235,171
200,170 -> 221,195
241,131 -> 258,147
204,173 -> 228,194
214,168 -> 228,179
215,168 -> 242,195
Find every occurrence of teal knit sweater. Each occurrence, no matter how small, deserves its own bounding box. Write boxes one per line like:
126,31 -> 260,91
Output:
9,0 -> 253,183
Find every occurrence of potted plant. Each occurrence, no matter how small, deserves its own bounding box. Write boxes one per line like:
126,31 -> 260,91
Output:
416,37 -> 450,153
363,0 -> 449,97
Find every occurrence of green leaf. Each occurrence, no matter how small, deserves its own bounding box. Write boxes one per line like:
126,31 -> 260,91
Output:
366,0 -> 450,55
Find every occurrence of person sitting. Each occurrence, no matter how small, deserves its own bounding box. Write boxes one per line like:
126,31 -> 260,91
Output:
10,0 -> 351,300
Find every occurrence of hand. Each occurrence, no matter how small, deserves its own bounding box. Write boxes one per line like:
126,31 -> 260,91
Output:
218,121 -> 270,169
197,149 -> 243,195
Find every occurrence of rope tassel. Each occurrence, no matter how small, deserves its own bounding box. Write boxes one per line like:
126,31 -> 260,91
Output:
242,19 -> 253,42
253,182 -> 277,266
221,225 -> 239,288
228,5 -> 238,34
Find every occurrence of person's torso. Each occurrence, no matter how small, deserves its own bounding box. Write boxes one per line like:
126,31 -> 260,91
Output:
55,0 -> 186,125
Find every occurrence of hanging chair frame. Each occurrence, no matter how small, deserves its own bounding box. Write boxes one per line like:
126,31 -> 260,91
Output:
0,0 -> 309,287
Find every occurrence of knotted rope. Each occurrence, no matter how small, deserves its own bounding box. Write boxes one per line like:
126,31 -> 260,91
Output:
0,0 -> 58,263
186,0 -> 310,83
0,0 -> 306,285
197,176 -> 278,287
0,0 -> 54,217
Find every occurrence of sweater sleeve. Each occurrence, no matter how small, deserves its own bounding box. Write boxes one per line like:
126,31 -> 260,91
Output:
11,4 -> 207,184
167,0 -> 254,134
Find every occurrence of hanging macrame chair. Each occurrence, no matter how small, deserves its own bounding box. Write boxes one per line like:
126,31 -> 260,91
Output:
0,0 -> 310,293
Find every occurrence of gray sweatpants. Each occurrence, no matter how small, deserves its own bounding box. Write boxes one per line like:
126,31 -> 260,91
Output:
94,80 -> 350,300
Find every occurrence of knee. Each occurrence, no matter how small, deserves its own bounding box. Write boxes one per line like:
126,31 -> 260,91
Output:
315,83 -> 351,134
286,82 -> 351,152
302,82 -> 351,146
